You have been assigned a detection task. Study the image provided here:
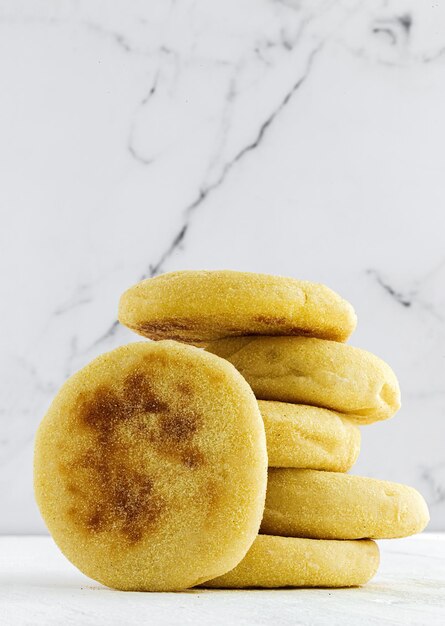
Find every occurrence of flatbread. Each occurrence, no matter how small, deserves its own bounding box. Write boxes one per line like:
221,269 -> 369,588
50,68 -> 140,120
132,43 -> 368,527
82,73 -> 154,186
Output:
118,270 -> 356,343
206,336 -> 400,424
261,469 -> 430,540
203,535 -> 379,588
34,341 -> 267,590
259,401 -> 360,470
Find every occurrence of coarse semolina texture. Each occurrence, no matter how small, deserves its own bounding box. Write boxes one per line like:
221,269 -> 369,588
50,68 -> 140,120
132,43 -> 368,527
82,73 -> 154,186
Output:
203,535 -> 379,588
34,341 -> 268,591
259,401 -> 360,471
118,270 -> 357,343
261,469 -> 430,540
205,336 -> 401,424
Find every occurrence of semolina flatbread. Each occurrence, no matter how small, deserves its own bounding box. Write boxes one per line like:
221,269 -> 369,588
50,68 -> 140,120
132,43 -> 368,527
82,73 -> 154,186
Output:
118,270 -> 356,343
259,401 -> 360,471
34,341 -> 267,591
206,336 -> 400,424
261,469 -> 429,540
203,534 -> 379,588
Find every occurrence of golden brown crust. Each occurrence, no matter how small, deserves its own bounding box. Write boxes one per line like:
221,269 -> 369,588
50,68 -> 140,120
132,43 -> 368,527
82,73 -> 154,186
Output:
34,341 -> 268,591
118,270 -> 357,343
205,336 -> 401,424
203,535 -> 380,588
261,469 -> 430,540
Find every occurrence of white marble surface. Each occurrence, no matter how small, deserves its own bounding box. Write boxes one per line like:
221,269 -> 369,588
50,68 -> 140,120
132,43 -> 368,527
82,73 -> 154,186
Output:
0,534 -> 444,625
1,0 -> 445,533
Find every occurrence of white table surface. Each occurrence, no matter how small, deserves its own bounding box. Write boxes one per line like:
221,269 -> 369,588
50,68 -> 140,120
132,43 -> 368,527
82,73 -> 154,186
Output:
1,534 -> 444,626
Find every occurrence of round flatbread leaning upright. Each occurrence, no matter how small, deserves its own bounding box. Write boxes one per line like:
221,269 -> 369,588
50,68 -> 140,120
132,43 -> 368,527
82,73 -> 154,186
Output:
34,341 -> 268,591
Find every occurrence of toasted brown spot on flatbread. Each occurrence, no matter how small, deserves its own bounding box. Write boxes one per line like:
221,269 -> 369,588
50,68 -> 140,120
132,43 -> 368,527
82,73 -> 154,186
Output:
123,372 -> 168,414
181,448 -> 205,469
151,410 -> 204,469
159,413 -> 199,442
68,366 -> 209,541
253,314 -> 288,325
132,318 -> 328,342
68,383 -> 170,543
66,483 -> 81,496
176,382 -> 193,397
252,316 -> 323,337
79,469 -> 165,543
132,319 -> 201,341
67,435 -> 165,544
81,386 -> 121,436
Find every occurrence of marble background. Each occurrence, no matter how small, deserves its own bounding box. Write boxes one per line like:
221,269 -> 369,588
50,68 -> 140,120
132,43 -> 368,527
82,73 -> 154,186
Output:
1,0 -> 444,533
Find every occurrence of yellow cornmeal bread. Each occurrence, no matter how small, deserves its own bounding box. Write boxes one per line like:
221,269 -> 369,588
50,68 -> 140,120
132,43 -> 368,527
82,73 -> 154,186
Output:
205,336 -> 401,424
118,270 -> 357,343
203,535 -> 379,588
261,469 -> 430,540
34,341 -> 268,591
259,401 -> 360,471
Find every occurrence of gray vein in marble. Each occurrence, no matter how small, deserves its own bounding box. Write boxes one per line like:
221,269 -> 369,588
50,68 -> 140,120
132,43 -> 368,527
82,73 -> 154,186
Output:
87,319 -> 121,351
422,47 -> 445,63
397,13 -> 412,34
16,358 -> 57,396
126,43 -> 200,167
144,43 -> 323,277
273,0 -> 302,13
53,285 -> 93,316
64,336 -> 79,379
146,224 -> 188,278
254,24 -> 301,62
141,77 -> 158,105
127,142 -> 154,166
83,41 -> 324,355
203,11 -> 314,184
0,14 -> 147,58
81,20 -> 147,56
127,72 -> 160,166
372,13 -> 412,47
367,269 -> 412,307
336,7 -> 445,68
253,9 -> 314,70
367,260 -> 445,322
